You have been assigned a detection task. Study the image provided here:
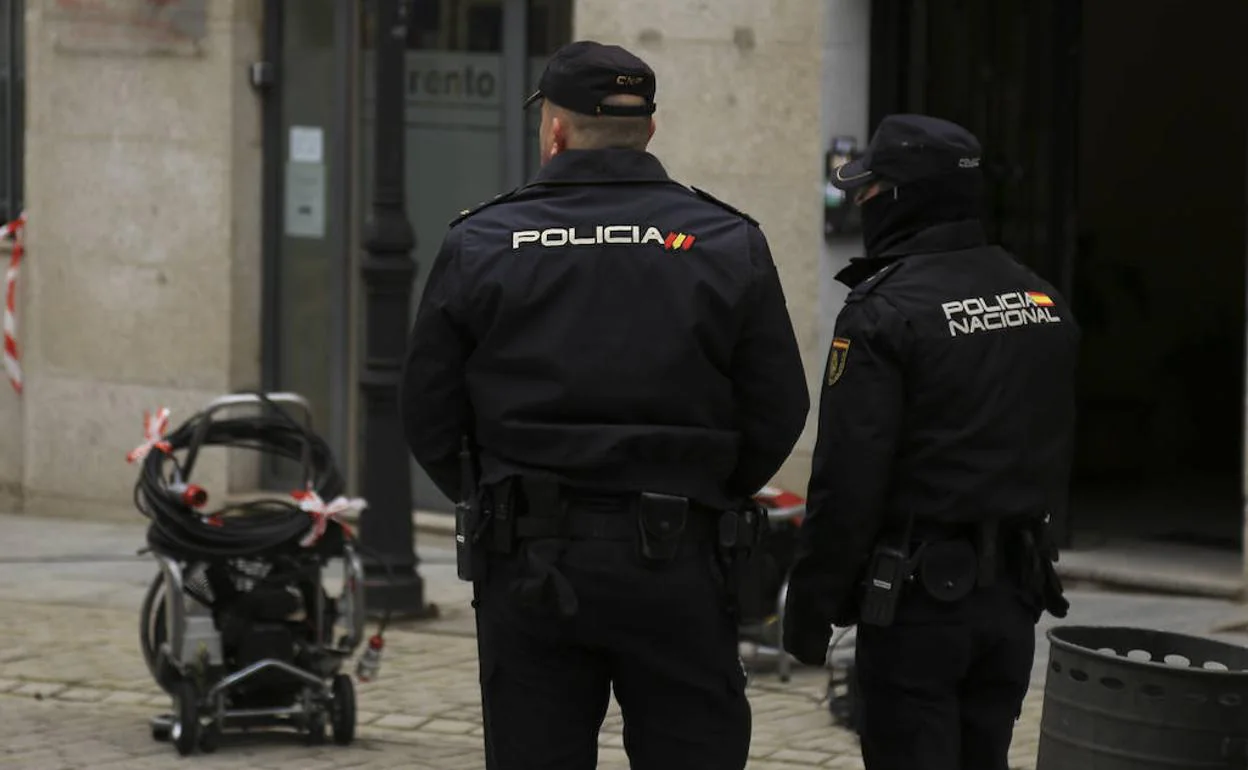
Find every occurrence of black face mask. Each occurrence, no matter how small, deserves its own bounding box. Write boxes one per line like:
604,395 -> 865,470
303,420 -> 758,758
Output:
860,190 -> 907,258
859,172 -> 985,258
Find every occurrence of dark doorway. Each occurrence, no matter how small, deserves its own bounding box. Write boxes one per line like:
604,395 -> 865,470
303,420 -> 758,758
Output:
1072,0 -> 1246,550
870,0 -> 1247,550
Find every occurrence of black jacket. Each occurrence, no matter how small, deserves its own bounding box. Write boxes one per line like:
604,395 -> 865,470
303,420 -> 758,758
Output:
785,220 -> 1080,660
400,149 -> 809,510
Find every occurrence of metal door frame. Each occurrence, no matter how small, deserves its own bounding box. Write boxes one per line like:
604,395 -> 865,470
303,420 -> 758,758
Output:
259,0 -> 283,409
501,0 -> 529,189
0,0 -> 24,224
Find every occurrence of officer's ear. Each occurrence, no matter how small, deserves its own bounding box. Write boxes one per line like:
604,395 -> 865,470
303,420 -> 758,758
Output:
648,118 -> 656,141
550,114 -> 570,153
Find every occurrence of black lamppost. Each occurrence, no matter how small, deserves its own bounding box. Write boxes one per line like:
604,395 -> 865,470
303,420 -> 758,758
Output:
358,0 -> 429,618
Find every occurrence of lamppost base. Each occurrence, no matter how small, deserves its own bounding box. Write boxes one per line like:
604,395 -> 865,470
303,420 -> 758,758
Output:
363,567 -> 438,621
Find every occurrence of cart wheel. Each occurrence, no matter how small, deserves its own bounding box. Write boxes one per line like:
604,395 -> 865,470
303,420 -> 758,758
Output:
199,719 -> 221,753
150,714 -> 172,742
306,713 -> 327,746
171,681 -> 200,757
329,673 -> 356,746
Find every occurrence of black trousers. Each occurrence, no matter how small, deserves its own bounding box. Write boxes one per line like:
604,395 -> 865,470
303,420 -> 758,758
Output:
474,532 -> 751,770
854,581 -> 1036,770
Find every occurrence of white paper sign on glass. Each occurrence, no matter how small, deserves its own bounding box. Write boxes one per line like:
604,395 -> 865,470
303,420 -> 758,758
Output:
290,126 -> 325,164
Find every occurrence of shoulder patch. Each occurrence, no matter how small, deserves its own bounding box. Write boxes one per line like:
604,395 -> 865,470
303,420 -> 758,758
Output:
845,260 -> 904,303
448,187 -> 522,228
690,186 -> 760,227
825,337 -> 851,386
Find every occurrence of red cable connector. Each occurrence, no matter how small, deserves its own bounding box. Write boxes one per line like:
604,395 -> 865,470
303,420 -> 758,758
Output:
356,634 -> 385,682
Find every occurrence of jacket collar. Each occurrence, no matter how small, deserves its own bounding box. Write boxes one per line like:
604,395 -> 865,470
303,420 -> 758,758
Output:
530,149 -> 672,185
835,220 -> 988,289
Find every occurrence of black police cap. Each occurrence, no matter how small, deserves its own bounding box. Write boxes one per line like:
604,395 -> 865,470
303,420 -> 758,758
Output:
831,114 -> 983,191
523,40 -> 657,118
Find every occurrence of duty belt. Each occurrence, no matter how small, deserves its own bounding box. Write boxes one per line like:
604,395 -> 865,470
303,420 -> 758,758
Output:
512,510 -> 705,541
484,478 -> 758,551
910,518 -> 1023,587
905,515 -> 1067,616
477,477 -> 765,619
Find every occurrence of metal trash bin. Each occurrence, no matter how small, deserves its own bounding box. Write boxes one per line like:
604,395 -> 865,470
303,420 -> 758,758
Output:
1037,625 -> 1248,769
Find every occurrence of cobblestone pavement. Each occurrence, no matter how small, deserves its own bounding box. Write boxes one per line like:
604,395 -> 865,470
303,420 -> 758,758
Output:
0,513 -> 1244,768
0,598 -> 868,769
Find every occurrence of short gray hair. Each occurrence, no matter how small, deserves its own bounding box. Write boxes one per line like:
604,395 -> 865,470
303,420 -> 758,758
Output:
554,95 -> 652,151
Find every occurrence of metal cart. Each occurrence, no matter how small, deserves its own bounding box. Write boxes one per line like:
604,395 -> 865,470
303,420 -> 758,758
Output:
136,392 -> 368,756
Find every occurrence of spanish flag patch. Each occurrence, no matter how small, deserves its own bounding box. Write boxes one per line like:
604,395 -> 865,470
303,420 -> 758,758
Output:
1026,291 -> 1054,307
826,338 -> 851,386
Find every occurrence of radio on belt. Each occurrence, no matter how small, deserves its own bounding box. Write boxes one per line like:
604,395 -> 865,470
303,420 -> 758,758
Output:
859,510 -> 919,627
859,545 -> 910,627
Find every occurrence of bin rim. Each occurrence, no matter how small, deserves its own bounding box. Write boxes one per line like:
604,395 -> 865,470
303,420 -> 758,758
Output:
1045,624 -> 1248,677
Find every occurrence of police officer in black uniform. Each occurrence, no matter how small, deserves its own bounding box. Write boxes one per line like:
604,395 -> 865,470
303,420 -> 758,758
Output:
401,41 -> 809,770
781,115 -> 1078,770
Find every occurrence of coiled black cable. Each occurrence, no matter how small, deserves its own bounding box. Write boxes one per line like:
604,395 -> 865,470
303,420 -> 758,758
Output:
131,393 -> 402,691
133,396 -> 348,561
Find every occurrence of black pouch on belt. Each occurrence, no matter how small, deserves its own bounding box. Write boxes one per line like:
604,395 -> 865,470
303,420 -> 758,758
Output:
722,507 -> 772,626
917,539 -> 978,603
637,492 -> 688,564
490,479 -> 517,555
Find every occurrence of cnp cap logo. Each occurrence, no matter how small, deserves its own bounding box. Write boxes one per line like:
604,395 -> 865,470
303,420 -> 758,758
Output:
512,225 -> 698,252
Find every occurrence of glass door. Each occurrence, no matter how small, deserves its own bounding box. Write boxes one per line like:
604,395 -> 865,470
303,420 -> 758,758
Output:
263,0 -> 355,489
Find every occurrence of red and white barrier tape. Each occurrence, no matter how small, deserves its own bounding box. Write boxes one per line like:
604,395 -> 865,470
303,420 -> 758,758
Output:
126,407 -> 173,463
291,488 -> 366,547
2,212 -> 27,395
